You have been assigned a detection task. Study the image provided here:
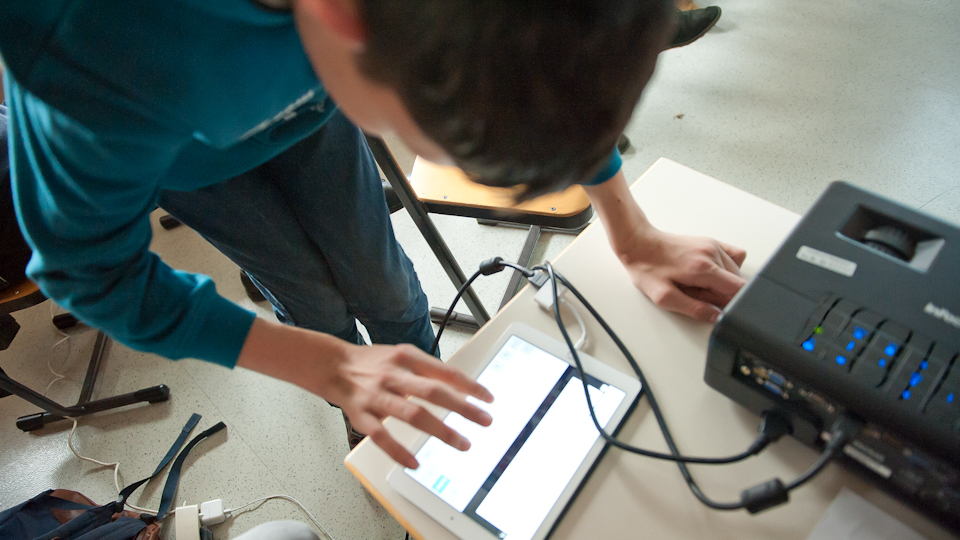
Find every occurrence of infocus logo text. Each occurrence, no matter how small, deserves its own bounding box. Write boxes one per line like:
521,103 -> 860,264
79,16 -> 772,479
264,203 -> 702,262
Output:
924,302 -> 960,331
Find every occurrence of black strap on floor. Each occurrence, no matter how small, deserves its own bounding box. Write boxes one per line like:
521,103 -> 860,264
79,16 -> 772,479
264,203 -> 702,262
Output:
117,413 -> 202,506
155,421 -> 227,520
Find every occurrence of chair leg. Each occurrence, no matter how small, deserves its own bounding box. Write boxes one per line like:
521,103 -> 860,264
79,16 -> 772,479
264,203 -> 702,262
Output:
0,330 -> 171,432
481,220 -> 590,317
426,225 -> 543,328
427,307 -> 480,331
0,312 -> 18,354
498,225 -> 541,311
365,135 -> 491,327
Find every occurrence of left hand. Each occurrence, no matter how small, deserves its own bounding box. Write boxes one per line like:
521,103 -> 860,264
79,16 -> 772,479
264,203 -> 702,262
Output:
619,228 -> 746,322
584,170 -> 747,322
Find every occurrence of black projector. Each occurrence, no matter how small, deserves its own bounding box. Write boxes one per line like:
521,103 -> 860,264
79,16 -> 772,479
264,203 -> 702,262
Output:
706,181 -> 960,531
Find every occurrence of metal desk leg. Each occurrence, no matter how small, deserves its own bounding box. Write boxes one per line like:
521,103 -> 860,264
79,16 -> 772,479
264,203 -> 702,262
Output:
365,136 -> 490,328
498,225 -> 541,311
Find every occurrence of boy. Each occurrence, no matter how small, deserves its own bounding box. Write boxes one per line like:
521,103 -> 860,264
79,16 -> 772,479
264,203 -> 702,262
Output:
1,0 -> 743,468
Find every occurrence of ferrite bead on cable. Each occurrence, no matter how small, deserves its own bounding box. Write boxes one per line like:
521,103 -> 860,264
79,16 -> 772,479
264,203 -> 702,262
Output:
479,256 -> 507,275
741,478 -> 789,513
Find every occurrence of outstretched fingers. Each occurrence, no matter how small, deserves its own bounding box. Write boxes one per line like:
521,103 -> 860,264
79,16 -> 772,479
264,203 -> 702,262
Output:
388,374 -> 493,428
352,411 -> 420,469
396,348 -> 494,404
353,391 -> 482,470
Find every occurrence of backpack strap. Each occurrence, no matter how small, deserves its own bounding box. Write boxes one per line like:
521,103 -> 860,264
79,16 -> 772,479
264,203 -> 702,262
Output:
155,421 -> 227,520
116,413 -> 202,509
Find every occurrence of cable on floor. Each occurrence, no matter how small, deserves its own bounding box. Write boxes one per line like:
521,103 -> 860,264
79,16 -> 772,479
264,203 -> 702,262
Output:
225,495 -> 336,540
44,302 -> 74,396
65,417 -> 170,516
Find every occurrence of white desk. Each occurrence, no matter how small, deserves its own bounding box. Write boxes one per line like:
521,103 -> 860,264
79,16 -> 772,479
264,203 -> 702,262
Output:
345,158 -> 956,540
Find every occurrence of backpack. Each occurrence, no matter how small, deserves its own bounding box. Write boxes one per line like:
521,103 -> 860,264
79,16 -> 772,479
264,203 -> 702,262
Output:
0,414 -> 224,540
1,103 -> 34,292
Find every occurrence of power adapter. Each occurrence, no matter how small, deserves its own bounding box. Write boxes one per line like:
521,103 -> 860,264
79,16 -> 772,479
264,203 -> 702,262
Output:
199,499 -> 226,526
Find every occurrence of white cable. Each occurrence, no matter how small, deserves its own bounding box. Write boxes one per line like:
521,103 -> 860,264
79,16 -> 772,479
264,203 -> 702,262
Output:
65,417 -> 173,516
558,297 -> 588,351
226,495 -> 337,540
44,302 -> 74,396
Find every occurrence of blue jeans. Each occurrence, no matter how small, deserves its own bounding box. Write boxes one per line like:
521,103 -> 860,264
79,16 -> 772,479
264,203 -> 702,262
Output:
158,111 -> 435,351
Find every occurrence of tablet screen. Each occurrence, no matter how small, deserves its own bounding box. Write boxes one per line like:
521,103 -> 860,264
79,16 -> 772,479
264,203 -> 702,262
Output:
403,335 -> 627,540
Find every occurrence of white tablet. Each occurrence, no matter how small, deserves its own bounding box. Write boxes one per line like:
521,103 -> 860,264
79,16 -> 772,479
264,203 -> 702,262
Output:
387,322 -> 642,540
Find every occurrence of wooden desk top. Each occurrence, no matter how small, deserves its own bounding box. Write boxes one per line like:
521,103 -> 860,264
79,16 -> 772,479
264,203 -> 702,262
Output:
345,158 -> 955,540
410,157 -> 591,219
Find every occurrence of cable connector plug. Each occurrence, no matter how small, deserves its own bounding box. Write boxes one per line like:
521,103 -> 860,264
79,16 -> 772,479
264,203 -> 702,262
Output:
757,410 -> 793,444
533,278 -> 568,312
528,269 -> 549,289
740,414 -> 863,514
743,410 -> 794,457
480,256 -> 535,278
823,415 -> 864,450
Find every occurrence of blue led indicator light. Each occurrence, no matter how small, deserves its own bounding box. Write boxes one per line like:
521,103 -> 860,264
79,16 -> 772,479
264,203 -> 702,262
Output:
846,341 -> 856,351
920,361 -> 928,370
902,390 -> 911,400
852,328 -> 866,340
885,344 -> 897,356
909,374 -> 923,387
878,359 -> 887,368
836,355 -> 847,365
802,339 -> 815,352
947,393 -> 955,404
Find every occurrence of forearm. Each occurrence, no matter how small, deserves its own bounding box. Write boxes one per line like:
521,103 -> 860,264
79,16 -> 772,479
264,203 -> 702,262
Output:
5,74 -> 256,363
236,318 -> 345,396
583,169 -> 658,261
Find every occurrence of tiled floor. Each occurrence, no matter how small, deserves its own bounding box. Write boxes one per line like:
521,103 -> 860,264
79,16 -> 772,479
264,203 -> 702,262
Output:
2,1 -> 958,539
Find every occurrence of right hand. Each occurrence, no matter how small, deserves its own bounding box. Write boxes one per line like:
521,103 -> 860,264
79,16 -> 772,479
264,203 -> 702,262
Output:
236,319 -> 493,469
320,341 -> 494,468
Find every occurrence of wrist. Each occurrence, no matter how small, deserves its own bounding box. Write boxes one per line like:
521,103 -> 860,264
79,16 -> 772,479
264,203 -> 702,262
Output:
613,224 -> 665,266
583,170 -> 660,260
236,318 -> 349,397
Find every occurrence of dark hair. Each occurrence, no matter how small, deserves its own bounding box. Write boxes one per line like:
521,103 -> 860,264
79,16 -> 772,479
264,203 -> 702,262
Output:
357,0 -> 674,200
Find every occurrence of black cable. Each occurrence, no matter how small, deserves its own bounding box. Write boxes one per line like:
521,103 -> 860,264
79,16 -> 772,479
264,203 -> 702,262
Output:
430,268 -> 483,357
430,257 -> 534,357
540,263 -> 785,464
499,259 -> 535,277
535,263 -> 737,508
785,416 -> 862,491
785,444 -> 837,490
540,262 -> 863,512
431,260 -> 781,463
428,258 -> 862,513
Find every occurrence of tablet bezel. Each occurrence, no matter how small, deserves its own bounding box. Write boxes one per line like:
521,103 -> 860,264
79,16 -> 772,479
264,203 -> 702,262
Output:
387,321 -> 642,540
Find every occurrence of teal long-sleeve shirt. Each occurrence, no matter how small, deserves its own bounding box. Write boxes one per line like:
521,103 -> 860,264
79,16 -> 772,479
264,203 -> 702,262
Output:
1,0 -> 621,368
